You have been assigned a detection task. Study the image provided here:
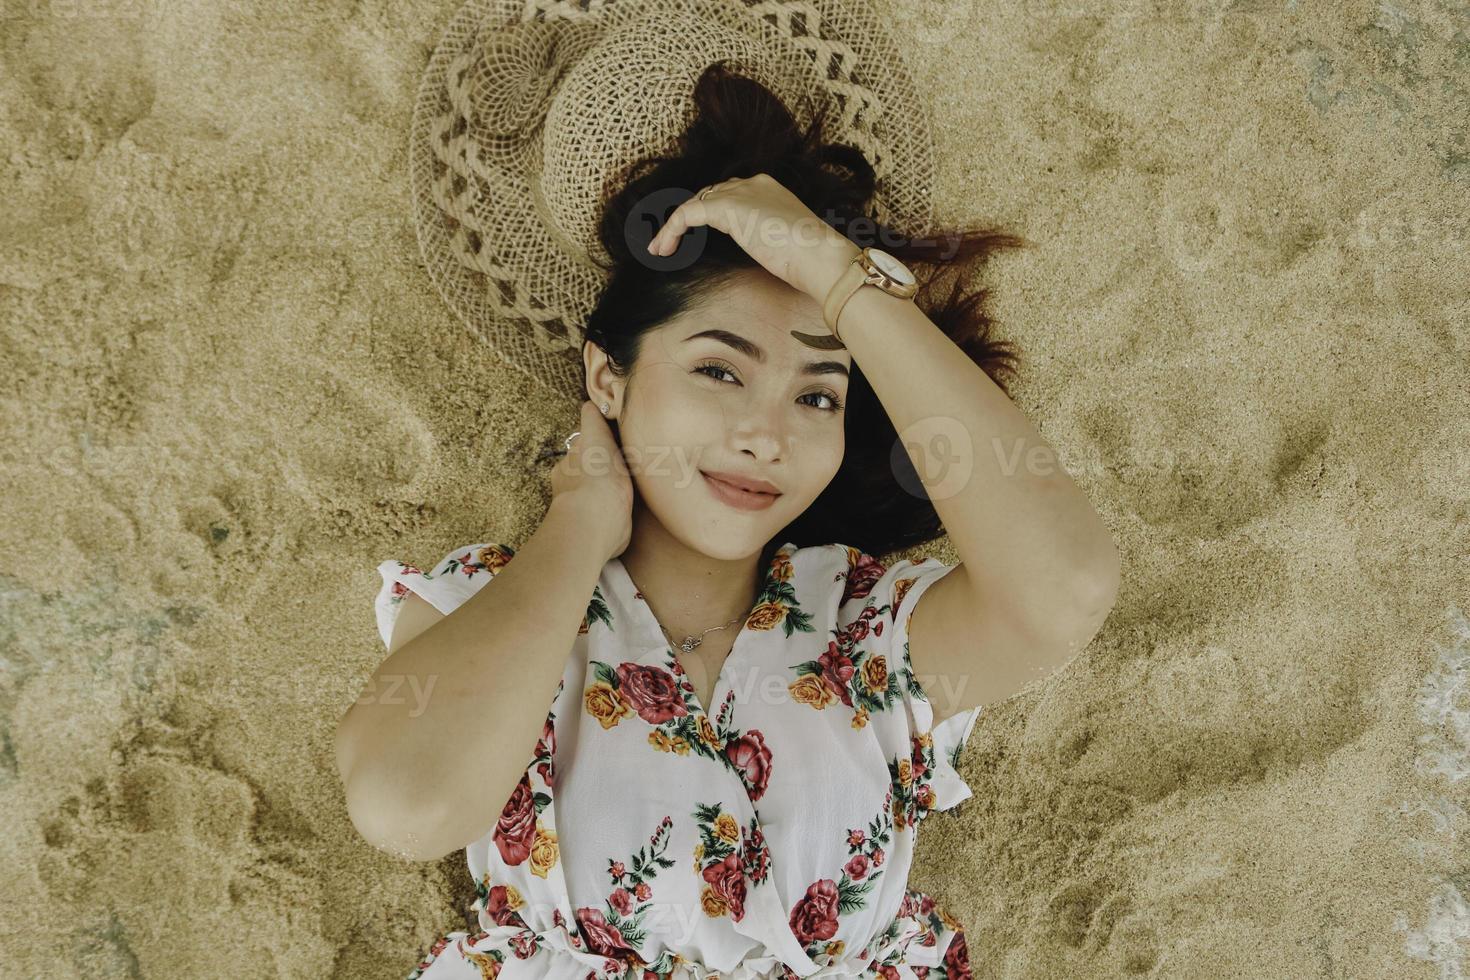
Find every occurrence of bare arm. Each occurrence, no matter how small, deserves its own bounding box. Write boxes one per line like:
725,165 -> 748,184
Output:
335,496 -> 617,861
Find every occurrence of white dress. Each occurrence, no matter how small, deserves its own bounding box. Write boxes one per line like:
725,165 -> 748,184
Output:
373,539 -> 984,980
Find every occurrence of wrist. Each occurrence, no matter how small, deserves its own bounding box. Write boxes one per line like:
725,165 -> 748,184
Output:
548,493 -> 625,558
801,234 -> 863,307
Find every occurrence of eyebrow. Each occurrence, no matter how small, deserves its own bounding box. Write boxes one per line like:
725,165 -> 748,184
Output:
682,329 -> 850,379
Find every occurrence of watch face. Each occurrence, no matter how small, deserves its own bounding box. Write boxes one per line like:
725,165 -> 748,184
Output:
868,248 -> 916,286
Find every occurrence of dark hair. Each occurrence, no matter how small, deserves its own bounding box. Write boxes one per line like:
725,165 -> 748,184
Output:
584,63 -> 1032,569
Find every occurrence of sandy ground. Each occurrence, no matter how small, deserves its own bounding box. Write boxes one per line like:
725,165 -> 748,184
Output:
2,0 -> 1468,976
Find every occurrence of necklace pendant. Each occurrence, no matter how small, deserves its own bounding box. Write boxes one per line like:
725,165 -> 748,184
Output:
680,638 -> 699,653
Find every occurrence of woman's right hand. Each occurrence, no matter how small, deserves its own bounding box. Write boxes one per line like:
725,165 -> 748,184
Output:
548,400 -> 634,560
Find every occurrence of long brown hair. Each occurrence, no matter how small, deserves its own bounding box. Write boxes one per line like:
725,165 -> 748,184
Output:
584,63 -> 1033,566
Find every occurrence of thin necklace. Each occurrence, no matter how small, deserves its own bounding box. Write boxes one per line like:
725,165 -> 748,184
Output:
659,611 -> 750,654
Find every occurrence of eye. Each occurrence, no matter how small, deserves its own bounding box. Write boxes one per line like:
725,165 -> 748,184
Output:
692,359 -> 844,413
693,360 -> 738,384
800,390 -> 845,413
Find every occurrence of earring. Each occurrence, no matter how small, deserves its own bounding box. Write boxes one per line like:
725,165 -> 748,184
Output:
600,402 -> 609,415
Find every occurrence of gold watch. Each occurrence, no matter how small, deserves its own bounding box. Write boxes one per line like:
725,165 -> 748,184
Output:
821,246 -> 920,342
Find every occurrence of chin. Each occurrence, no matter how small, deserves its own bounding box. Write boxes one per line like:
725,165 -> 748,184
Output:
680,524 -> 777,562
655,501 -> 786,562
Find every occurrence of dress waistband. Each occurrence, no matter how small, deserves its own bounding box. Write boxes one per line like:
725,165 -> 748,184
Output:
409,904 -> 956,980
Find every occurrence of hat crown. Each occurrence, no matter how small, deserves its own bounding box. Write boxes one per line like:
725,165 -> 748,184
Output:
540,8 -> 824,266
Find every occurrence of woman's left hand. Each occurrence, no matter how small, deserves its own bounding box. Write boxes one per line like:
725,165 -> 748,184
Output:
645,173 -> 861,303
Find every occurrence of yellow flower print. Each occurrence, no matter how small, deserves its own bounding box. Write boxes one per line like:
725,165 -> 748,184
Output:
824,941 -> 845,960
700,885 -> 728,918
671,735 -> 691,756
745,601 -> 787,631
938,907 -> 962,932
475,545 -> 513,574
771,554 -> 795,583
585,682 -> 631,729
714,813 -> 740,843
529,823 -> 558,879
695,715 -> 722,750
788,674 -> 837,709
466,951 -> 501,979
917,731 -> 933,750
897,758 -> 913,786
894,575 -> 922,612
650,730 -> 676,752
892,794 -> 907,831
859,655 -> 888,693
851,708 -> 868,730
503,884 -> 523,909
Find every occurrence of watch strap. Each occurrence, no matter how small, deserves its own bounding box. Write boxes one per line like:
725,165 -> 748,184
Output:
822,255 -> 871,343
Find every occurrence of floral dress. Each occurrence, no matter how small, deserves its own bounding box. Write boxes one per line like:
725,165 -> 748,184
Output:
373,539 -> 984,980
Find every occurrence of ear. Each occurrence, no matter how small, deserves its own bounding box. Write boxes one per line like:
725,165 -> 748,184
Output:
583,340 -> 621,418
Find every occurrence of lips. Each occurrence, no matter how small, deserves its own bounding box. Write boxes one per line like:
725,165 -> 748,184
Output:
701,470 -> 781,511
700,470 -> 781,495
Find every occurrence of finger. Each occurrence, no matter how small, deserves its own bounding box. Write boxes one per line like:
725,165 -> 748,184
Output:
650,183 -> 731,255
650,203 -> 703,256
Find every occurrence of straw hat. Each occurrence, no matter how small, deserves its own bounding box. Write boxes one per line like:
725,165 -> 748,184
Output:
409,0 -> 938,401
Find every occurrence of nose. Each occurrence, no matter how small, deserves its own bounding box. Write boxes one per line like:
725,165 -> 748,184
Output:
728,396 -> 787,464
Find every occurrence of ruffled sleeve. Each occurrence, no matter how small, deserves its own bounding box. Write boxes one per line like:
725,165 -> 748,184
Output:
373,542 -> 516,650
837,545 -> 984,824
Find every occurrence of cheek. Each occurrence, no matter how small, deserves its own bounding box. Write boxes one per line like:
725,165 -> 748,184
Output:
809,425 -> 847,480
620,369 -> 722,479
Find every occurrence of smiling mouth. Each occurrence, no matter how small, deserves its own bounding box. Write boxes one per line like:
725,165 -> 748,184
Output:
701,471 -> 782,509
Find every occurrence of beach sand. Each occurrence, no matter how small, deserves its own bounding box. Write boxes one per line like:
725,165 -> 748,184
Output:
1,0 -> 1466,976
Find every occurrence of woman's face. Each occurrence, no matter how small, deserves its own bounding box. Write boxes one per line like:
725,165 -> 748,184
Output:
595,268 -> 852,561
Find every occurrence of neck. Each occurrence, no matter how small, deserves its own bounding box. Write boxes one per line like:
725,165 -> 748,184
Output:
619,503 -> 772,643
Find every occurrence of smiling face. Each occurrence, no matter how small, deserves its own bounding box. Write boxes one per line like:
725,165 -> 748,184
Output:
588,267 -> 852,561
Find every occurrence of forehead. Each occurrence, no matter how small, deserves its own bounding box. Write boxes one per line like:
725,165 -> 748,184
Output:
660,268 -> 845,360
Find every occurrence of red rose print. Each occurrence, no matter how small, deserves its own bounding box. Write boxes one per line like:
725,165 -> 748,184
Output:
817,643 -> 857,707
844,853 -> 869,879
919,894 -> 935,914
847,829 -> 866,847
878,966 -> 900,980
510,930 -> 539,959
844,554 -> 886,602
871,847 -> 884,867
788,879 -> 841,945
486,885 -> 528,929
742,825 -> 770,881
615,663 -> 690,725
493,774 -> 537,865
634,881 -> 651,901
574,908 -> 638,958
898,893 -> 919,918
724,729 -> 773,801
944,930 -> 971,980
703,851 -> 748,921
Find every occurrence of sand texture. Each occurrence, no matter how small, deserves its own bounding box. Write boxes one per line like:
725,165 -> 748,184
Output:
2,0 -> 1467,976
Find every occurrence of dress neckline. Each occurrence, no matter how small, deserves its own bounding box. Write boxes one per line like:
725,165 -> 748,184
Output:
608,542 -> 797,722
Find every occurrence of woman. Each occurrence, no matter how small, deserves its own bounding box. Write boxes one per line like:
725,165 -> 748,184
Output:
337,66 -> 1121,980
